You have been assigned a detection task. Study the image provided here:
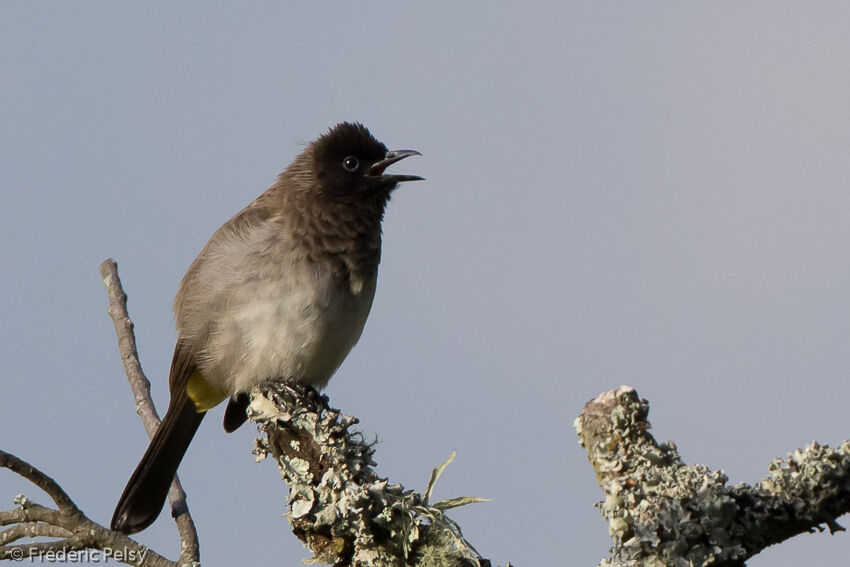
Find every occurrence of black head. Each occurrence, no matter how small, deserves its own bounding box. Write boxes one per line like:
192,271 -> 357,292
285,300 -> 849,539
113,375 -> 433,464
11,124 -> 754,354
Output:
309,122 -> 422,199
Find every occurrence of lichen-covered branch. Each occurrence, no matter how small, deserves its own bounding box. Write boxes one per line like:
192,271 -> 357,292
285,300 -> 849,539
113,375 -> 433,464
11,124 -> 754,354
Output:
249,381 -> 490,567
99,259 -> 200,564
575,385 -> 850,567
0,451 -> 175,566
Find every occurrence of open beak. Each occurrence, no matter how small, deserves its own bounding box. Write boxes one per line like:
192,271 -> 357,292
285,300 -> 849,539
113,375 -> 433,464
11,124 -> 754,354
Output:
367,150 -> 424,182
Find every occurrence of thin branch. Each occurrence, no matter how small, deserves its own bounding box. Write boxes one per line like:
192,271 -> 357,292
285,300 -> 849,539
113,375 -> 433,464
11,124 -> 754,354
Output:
98,259 -> 158,431
0,455 -> 175,566
0,450 -> 77,514
576,385 -> 850,567
99,259 -> 200,564
0,522 -> 72,545
1,501 -> 72,528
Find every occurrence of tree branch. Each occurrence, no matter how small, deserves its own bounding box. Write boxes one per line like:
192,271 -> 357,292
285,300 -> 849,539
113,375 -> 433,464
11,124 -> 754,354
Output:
0,455 -> 175,566
576,385 -> 850,566
99,259 -> 200,564
0,449 -> 78,514
250,381 -> 491,567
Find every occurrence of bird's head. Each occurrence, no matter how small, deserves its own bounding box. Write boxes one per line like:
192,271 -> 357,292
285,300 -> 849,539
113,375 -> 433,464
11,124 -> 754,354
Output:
309,122 -> 423,200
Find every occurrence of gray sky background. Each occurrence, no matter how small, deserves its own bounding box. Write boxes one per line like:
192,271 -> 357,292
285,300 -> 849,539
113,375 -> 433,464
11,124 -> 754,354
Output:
2,4 -> 849,566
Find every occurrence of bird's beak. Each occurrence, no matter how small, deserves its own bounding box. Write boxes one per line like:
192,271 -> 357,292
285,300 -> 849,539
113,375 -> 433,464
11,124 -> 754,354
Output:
367,150 -> 424,182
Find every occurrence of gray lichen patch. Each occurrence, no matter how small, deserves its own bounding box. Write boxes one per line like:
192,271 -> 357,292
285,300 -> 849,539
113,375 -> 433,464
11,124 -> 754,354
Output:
577,386 -> 850,567
249,382 -> 488,567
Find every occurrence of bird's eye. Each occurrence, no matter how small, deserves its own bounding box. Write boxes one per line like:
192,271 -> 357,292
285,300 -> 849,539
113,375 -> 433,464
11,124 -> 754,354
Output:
342,156 -> 359,172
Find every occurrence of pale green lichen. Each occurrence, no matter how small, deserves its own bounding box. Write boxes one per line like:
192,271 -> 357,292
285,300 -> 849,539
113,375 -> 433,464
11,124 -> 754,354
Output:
249,383 -> 487,567
577,386 -> 850,567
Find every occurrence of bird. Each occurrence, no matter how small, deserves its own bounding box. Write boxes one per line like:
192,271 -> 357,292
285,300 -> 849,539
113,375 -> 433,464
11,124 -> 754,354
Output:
111,122 -> 422,534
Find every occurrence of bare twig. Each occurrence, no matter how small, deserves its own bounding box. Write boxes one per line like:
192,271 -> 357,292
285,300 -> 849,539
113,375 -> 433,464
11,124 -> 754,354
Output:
0,453 -> 175,566
576,385 -> 850,567
0,450 -> 77,514
98,259 -> 158,433
99,258 -> 200,564
0,522 -> 71,544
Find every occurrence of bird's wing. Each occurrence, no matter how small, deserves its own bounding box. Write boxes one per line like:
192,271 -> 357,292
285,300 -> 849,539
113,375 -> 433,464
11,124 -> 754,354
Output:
168,339 -> 197,396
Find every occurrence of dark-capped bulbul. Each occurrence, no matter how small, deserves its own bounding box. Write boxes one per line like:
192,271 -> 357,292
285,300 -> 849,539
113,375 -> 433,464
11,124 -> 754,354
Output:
111,123 -> 422,534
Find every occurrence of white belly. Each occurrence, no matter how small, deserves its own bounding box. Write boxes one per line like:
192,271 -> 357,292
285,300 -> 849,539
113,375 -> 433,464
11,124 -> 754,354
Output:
199,266 -> 376,393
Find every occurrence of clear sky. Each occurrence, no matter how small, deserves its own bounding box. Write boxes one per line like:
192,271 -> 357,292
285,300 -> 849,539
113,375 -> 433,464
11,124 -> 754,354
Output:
2,3 -> 849,566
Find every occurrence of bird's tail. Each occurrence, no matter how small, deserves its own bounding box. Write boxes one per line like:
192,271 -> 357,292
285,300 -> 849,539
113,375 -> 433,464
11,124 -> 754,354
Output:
111,389 -> 205,534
